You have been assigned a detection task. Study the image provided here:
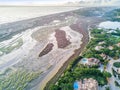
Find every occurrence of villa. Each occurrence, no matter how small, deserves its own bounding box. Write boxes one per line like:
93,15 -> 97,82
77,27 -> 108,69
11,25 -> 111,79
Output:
80,58 -> 100,66
74,78 -> 98,90
98,41 -> 105,45
100,53 -> 107,60
95,46 -> 104,51
108,46 -> 113,50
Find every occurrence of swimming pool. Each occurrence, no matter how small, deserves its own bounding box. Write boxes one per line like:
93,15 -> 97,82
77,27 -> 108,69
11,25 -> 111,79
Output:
74,82 -> 79,90
81,58 -> 88,64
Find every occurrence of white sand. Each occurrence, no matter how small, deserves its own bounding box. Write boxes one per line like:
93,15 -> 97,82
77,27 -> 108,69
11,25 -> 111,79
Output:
60,26 -> 83,49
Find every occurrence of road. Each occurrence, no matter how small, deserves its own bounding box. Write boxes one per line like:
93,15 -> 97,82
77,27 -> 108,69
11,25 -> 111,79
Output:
107,58 -> 120,90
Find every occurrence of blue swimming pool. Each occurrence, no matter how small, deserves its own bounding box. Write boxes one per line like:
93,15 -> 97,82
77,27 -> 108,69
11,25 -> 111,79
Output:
73,82 -> 78,90
81,58 -> 88,64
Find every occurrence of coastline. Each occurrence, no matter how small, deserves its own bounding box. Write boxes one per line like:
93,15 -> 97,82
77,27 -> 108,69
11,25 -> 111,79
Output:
0,7 -> 80,42
0,6 -> 81,25
0,7 -> 107,90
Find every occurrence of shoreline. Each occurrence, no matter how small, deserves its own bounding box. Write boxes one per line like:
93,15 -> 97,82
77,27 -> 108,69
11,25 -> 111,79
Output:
0,7 -> 80,42
0,7 -> 107,90
0,6 -> 80,26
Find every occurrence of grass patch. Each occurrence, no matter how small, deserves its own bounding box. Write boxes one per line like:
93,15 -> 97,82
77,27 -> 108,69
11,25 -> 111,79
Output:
115,81 -> 120,88
113,62 -> 120,68
0,38 -> 23,56
0,69 -> 41,90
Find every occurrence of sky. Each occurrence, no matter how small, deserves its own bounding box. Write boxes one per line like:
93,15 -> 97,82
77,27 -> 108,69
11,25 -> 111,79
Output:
0,0 -> 119,5
0,0 -> 80,5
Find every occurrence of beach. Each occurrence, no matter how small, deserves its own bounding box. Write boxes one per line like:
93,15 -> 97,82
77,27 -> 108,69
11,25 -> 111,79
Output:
0,7 -> 106,90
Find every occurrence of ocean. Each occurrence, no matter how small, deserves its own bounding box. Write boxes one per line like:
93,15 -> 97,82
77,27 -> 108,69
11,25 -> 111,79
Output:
0,6 -> 79,24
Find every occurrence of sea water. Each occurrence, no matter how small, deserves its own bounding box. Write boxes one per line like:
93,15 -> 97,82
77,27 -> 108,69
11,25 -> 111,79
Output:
0,6 -> 79,24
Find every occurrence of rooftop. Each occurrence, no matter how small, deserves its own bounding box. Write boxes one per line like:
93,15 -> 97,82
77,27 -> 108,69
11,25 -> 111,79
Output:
80,58 -> 100,66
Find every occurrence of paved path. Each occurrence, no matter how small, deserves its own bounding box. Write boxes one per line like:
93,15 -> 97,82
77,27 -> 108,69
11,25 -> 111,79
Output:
107,59 -> 120,90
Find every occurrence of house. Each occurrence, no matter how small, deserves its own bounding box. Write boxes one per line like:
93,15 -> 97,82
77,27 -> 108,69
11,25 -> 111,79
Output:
95,46 -> 104,51
80,58 -> 100,66
74,78 -> 98,90
108,46 -> 113,50
98,41 -> 105,45
100,53 -> 107,60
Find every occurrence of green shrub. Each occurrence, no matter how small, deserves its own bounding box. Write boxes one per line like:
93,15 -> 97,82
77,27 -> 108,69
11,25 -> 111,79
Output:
115,81 -> 120,87
0,69 -> 41,90
113,62 -> 120,68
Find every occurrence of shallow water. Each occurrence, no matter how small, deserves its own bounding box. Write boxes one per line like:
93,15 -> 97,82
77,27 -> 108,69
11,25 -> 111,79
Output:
99,21 -> 120,29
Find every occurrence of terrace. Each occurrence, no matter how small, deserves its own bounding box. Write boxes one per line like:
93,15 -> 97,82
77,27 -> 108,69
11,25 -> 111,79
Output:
74,78 -> 98,90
